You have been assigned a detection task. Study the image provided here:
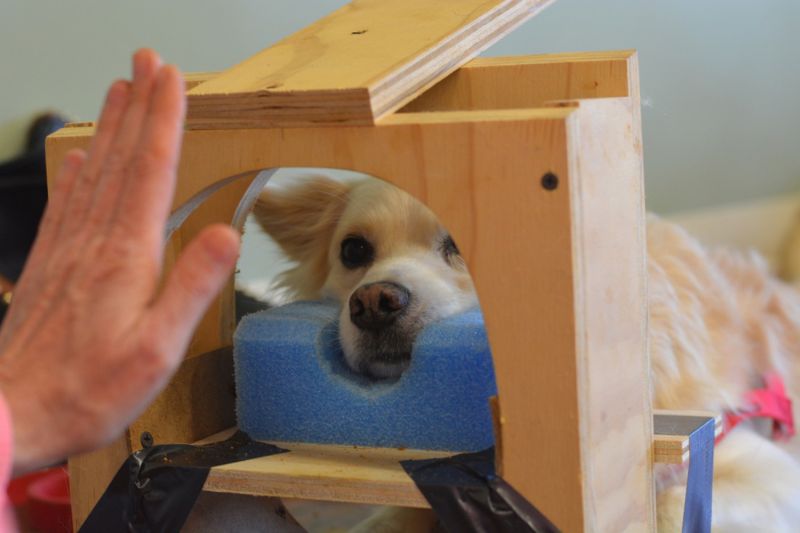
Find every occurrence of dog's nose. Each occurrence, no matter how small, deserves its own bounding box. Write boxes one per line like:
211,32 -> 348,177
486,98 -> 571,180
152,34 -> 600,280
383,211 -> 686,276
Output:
349,282 -> 410,330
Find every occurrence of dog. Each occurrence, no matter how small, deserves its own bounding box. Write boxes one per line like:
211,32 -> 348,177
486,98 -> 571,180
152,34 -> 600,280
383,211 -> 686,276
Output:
253,175 -> 477,380
251,175 -> 800,532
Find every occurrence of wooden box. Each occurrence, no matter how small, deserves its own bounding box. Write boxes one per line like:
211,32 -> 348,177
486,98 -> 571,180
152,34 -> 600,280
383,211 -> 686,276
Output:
47,2 -> 657,530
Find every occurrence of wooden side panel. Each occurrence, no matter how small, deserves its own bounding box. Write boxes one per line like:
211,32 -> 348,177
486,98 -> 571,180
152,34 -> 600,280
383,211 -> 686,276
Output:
401,50 -> 635,112
186,0 -> 555,129
166,176 -> 257,359
128,348 -> 237,448
67,436 -> 130,530
51,108 -> 586,529
565,96 -> 652,531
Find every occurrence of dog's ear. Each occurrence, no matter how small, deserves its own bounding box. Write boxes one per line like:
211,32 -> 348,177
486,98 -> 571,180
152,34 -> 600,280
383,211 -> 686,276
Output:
253,176 -> 350,295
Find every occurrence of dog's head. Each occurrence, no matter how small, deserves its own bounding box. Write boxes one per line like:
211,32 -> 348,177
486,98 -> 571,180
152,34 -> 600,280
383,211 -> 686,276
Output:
254,176 -> 477,379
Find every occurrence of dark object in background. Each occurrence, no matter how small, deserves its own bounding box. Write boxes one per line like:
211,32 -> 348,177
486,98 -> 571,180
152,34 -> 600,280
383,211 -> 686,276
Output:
0,113 -> 68,324
235,289 -> 271,323
0,113 -> 67,282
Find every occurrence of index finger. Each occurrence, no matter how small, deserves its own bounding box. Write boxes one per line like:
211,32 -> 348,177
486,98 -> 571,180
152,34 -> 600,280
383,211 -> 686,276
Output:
116,64 -> 187,244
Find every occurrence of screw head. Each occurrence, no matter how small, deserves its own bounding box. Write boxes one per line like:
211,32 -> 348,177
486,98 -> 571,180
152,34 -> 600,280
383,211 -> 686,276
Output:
140,431 -> 154,449
541,172 -> 559,191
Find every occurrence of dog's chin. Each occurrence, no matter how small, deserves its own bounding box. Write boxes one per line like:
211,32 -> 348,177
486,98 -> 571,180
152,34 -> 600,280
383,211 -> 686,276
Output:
341,327 -> 417,380
356,353 -> 411,380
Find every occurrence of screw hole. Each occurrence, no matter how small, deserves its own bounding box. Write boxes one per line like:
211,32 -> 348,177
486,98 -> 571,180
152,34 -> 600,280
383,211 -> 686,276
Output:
541,172 -> 559,191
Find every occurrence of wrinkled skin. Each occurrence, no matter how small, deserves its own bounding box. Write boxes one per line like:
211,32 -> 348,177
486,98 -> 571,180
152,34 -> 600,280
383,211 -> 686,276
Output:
0,49 -> 240,475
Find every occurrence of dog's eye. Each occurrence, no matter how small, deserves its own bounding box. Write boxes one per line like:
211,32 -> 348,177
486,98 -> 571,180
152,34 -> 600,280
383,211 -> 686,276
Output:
341,236 -> 375,269
439,235 -> 460,262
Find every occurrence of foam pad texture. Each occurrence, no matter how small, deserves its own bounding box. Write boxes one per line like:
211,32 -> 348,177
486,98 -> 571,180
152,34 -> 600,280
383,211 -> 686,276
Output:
234,300 -> 497,451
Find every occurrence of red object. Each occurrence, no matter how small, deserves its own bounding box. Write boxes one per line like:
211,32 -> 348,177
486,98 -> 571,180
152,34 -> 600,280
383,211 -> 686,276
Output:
8,466 -> 72,533
720,372 -> 796,444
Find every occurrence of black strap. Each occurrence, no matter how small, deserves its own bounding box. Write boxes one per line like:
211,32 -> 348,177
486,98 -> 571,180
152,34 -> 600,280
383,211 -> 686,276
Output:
79,431 -> 286,533
401,448 -> 560,533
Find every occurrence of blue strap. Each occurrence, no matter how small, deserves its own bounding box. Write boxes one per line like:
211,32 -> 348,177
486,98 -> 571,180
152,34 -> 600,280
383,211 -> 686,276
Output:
682,417 -> 715,533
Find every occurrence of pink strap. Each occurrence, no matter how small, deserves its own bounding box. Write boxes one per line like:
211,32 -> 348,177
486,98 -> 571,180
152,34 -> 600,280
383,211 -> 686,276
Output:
723,372 -> 796,442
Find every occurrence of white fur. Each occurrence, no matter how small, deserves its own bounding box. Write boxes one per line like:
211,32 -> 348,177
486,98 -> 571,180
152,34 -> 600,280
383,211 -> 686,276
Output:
335,254 -> 478,375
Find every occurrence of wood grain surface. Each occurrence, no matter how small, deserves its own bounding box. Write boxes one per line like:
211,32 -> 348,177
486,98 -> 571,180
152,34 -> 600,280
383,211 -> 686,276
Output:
186,0 -> 555,128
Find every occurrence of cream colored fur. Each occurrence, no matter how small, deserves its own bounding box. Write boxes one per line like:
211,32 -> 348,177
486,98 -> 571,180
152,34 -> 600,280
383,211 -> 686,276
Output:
254,177 -> 800,531
649,217 -> 800,531
255,176 -> 476,378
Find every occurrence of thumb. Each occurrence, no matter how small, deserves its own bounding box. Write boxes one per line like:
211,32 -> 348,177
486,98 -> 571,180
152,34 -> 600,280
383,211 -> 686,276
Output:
149,224 -> 240,362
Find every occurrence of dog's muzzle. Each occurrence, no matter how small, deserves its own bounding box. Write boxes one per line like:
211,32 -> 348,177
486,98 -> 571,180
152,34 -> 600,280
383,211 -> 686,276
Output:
349,281 -> 410,330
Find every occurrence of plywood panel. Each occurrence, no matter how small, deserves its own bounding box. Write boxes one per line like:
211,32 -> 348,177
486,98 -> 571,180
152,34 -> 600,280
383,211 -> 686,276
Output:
49,108 -> 586,530
401,50 -> 635,112
565,96 -> 651,531
165,175 -> 258,358
653,411 -> 722,464
199,429 -> 448,507
186,0 -> 555,129
70,50 -> 637,132
67,436 -> 130,530
128,347 -> 238,448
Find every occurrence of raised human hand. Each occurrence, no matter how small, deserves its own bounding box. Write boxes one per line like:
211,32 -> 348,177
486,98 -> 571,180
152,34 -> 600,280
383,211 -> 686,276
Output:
0,49 -> 240,474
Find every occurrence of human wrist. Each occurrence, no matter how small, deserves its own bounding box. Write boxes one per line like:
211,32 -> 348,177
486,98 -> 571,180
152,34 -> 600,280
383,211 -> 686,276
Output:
0,378 -> 58,476
0,384 -> 18,481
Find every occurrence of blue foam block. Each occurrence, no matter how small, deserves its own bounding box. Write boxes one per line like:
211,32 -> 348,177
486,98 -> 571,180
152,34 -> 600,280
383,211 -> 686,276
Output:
234,300 -> 497,451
